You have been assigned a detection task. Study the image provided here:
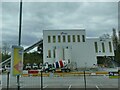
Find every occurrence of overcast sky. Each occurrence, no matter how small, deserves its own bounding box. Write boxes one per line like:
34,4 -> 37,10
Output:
1,2 -> 118,48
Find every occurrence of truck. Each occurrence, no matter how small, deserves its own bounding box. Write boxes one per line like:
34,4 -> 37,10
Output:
42,60 -> 71,73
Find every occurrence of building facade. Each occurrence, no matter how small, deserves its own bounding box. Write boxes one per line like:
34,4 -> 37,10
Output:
43,29 -> 114,68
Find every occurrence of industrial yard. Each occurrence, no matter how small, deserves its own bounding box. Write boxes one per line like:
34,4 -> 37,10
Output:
1,1 -> 120,90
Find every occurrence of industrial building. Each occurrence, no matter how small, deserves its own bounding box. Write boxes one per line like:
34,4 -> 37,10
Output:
43,29 -> 114,68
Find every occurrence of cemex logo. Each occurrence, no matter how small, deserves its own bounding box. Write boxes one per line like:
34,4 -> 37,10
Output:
61,32 -> 67,35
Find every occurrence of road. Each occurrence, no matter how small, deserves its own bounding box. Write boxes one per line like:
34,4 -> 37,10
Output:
1,74 -> 119,90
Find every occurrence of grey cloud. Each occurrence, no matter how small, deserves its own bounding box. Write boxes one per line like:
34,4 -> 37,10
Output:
2,2 -> 118,47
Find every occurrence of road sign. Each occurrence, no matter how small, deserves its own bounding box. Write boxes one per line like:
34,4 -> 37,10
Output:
11,45 -> 24,76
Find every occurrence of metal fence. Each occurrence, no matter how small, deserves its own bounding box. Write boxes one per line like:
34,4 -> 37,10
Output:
1,70 -> 119,90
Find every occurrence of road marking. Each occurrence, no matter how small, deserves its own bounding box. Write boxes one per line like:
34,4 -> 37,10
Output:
68,85 -> 71,90
96,85 -> 100,90
43,85 -> 48,88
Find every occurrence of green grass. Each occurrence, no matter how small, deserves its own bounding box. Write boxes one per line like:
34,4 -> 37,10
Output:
109,76 -> 120,79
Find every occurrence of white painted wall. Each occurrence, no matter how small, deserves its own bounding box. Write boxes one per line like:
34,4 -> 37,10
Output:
43,29 -> 114,68
87,38 -> 114,57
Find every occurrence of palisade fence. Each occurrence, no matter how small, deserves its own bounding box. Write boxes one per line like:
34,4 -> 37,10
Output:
1,70 -> 119,90
2,72 -> 43,90
2,71 -> 88,90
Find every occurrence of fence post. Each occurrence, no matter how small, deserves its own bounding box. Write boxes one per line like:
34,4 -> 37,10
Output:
83,70 -> 86,90
41,71 -> 43,90
17,75 -> 20,90
7,71 -> 10,90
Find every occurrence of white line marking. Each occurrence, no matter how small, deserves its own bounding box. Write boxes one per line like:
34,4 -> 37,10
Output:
43,85 -> 48,88
68,85 -> 71,90
96,85 -> 100,90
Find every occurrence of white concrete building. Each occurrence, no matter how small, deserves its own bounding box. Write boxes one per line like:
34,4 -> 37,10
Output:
43,29 -> 114,68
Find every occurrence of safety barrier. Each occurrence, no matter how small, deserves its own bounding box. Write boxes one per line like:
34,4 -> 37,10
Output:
22,70 -> 50,77
22,70 -> 110,77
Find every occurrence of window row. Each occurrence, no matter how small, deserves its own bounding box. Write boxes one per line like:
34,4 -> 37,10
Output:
48,35 -> 85,43
94,42 -> 112,53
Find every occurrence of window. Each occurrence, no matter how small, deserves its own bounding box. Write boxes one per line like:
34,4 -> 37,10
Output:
48,50 -> 51,58
53,36 -> 56,43
102,42 -> 105,53
48,36 -> 51,43
68,35 -> 71,42
109,42 -> 112,52
63,35 -> 66,42
73,35 -> 75,42
94,42 -> 98,53
53,49 -> 56,58
77,35 -> 80,42
82,35 -> 85,42
58,35 -> 61,43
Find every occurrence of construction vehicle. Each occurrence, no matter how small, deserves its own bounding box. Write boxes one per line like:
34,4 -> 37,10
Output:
42,60 -> 71,73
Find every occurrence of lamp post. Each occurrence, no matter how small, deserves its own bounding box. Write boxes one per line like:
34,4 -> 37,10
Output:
18,0 -> 23,46
17,0 -> 23,90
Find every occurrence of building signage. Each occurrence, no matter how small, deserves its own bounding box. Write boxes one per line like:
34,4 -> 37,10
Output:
11,45 -> 24,76
61,32 -> 67,35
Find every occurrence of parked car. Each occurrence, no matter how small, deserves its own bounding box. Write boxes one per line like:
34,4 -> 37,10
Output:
32,63 -> 38,70
1,66 -> 6,72
25,63 -> 31,70
39,63 -> 43,69
4,65 -> 10,71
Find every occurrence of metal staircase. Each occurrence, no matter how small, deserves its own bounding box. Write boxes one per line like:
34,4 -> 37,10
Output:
0,39 -> 43,66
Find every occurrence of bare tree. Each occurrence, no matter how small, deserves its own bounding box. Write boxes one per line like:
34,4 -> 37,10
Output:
112,28 -> 119,51
2,42 -> 10,55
